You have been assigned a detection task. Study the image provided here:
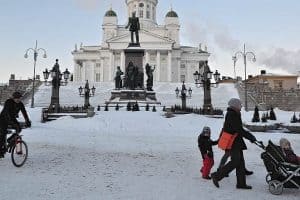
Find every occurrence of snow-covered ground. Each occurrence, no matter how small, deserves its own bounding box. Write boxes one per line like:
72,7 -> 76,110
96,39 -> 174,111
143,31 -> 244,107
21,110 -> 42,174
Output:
0,83 -> 299,200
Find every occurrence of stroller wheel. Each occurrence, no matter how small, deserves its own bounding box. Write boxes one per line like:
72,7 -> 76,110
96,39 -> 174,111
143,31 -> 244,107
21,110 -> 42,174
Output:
269,180 -> 283,195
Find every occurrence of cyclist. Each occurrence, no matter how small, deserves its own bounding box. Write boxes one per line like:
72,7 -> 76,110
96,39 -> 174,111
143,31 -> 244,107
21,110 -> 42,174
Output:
0,91 -> 31,158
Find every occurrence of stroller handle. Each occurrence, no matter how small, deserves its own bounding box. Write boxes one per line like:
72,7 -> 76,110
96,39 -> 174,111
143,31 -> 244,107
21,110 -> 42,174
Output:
254,141 -> 265,150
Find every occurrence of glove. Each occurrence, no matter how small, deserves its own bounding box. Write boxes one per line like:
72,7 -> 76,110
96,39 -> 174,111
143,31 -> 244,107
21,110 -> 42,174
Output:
25,120 -> 31,128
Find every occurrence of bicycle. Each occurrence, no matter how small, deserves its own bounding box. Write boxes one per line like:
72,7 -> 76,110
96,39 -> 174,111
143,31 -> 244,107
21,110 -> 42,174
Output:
2,123 -> 28,167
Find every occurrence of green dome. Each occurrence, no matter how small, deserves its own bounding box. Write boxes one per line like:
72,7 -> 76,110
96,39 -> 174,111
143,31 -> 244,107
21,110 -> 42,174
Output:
166,10 -> 178,18
105,9 -> 117,17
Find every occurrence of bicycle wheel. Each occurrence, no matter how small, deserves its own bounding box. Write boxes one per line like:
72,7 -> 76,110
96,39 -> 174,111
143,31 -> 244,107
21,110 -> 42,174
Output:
11,140 -> 28,167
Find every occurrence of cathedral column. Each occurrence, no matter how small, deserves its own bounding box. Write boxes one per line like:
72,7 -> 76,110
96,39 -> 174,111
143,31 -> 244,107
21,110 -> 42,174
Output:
109,51 -> 114,81
168,50 -> 172,82
156,51 -> 161,81
82,62 -> 86,81
145,51 -> 150,86
121,51 -> 125,73
100,58 -> 104,82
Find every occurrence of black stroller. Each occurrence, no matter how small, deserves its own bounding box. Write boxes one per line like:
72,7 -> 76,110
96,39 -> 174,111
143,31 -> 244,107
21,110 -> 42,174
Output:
255,140 -> 300,195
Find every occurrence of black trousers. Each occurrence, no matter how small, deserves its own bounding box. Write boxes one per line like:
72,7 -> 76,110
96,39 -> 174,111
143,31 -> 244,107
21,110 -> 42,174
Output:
215,148 -> 247,186
0,118 -> 8,153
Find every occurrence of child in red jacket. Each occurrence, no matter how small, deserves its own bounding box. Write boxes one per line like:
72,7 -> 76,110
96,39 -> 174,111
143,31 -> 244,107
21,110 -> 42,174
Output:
198,126 -> 218,179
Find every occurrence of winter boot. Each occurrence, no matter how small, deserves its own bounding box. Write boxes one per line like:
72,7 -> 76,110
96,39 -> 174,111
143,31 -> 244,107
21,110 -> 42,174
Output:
211,172 -> 220,188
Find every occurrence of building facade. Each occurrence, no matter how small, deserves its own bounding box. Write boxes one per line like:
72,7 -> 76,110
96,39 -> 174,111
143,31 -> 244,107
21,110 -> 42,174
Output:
72,0 -> 210,83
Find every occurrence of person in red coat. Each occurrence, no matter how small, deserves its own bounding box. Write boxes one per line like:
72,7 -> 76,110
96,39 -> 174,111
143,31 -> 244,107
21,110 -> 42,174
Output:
198,126 -> 218,179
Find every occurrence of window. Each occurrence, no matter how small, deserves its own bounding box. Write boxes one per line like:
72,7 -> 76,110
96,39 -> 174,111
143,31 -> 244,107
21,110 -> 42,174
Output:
180,64 -> 185,69
180,75 -> 185,82
139,3 -> 144,18
139,11 -> 143,18
152,6 -> 155,20
146,4 -> 150,19
96,73 -> 101,82
273,80 -> 283,89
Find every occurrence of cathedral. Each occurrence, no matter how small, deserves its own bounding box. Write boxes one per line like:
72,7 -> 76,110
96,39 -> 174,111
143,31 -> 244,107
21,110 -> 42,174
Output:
72,0 -> 210,83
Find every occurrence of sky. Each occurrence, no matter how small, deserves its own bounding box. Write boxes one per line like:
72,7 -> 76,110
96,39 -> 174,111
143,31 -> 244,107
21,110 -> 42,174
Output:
0,0 -> 300,83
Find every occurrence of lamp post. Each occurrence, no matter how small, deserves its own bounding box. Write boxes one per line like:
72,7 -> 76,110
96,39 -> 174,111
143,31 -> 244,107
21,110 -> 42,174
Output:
232,55 -> 237,80
24,40 -> 47,108
193,61 -> 220,114
78,80 -> 96,109
233,44 -> 256,111
43,59 -> 70,113
175,81 -> 192,110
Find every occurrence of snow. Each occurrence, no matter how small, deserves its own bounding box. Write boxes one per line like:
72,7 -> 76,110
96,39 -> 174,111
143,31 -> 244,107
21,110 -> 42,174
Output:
0,83 -> 299,199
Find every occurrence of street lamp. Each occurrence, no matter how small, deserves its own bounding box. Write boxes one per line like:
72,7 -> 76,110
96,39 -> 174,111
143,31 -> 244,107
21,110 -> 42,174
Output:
43,59 -> 70,113
24,40 -> 47,108
79,80 -> 96,109
233,44 -> 256,111
175,81 -> 192,111
193,61 -> 221,114
232,55 -> 237,80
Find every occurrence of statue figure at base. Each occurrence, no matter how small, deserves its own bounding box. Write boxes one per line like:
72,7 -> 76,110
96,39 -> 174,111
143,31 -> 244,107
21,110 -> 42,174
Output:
125,13 -> 140,45
114,66 -> 124,90
146,63 -> 155,91
126,61 -> 137,90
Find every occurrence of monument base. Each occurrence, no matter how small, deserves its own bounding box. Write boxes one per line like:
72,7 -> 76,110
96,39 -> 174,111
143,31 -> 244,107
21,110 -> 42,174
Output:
128,43 -> 140,48
106,89 -> 160,105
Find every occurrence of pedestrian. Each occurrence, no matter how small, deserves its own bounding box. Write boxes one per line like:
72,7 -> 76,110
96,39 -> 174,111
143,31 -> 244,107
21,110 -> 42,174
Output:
198,126 -> 218,179
211,98 -> 257,189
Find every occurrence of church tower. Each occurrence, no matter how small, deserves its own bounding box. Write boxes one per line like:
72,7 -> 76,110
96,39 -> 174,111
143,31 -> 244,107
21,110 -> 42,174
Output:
125,0 -> 158,29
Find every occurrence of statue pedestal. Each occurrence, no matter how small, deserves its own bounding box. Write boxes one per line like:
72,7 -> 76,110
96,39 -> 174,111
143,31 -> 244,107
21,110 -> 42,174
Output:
124,48 -> 145,89
128,43 -> 140,48
106,89 -> 160,105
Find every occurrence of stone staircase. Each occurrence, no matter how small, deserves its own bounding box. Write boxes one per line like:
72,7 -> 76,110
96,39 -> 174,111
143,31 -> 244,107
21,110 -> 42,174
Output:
235,82 -> 263,111
0,79 -> 41,105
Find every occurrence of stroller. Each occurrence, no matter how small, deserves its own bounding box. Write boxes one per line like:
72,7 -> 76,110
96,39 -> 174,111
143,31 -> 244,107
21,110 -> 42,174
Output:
255,140 -> 300,195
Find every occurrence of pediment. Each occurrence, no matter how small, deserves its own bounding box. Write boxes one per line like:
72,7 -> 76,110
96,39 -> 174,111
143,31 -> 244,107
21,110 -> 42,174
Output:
107,30 -> 174,44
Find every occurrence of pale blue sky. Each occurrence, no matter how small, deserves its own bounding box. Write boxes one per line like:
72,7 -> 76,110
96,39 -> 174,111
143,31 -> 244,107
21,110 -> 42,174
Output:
0,0 -> 300,83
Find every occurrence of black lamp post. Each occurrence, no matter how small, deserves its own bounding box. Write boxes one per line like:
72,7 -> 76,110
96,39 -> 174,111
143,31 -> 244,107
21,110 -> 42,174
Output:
24,40 -> 47,108
193,61 -> 220,115
175,81 -> 192,110
43,59 -> 70,113
79,80 -> 96,109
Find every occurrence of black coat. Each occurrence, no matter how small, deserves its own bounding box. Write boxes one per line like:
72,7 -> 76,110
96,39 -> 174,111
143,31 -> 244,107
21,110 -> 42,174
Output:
223,107 -> 256,150
198,134 -> 218,159
0,98 -> 29,130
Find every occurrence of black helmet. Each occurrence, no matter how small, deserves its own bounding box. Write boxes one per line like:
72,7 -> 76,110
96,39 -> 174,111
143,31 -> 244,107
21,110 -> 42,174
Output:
12,91 -> 22,99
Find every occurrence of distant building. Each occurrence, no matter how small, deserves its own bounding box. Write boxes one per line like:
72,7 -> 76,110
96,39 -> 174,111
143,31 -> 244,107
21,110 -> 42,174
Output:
72,0 -> 209,83
247,70 -> 299,90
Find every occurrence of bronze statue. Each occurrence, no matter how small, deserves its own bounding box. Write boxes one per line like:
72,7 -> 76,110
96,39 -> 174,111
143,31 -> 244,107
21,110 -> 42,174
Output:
125,13 -> 140,44
114,66 -> 124,90
126,61 -> 136,90
145,63 -> 155,91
